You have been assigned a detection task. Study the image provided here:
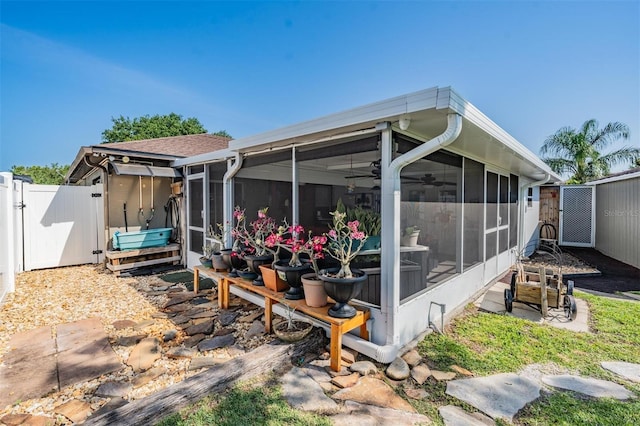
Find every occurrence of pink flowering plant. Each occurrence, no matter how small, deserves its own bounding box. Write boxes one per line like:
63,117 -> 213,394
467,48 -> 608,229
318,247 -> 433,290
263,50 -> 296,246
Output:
266,223 -> 327,274
232,207 -> 280,258
324,210 -> 368,278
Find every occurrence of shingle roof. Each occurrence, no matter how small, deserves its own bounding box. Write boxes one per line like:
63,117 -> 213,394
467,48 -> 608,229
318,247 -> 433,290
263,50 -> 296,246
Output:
99,133 -> 231,158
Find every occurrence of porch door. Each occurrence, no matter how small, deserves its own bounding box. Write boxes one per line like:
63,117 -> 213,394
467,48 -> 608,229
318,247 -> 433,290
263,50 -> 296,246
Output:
559,185 -> 595,247
485,172 -> 511,278
186,170 -> 206,266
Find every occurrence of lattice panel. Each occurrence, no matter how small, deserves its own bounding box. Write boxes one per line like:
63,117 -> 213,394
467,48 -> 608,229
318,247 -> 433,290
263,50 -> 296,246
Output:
562,187 -> 593,244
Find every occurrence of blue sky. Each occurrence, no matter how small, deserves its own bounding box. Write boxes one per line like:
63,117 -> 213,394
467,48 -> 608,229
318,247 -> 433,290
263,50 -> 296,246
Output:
1,1 -> 638,172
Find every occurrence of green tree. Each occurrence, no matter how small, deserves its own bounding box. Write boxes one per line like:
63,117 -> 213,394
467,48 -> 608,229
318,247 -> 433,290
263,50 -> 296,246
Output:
212,130 -> 232,138
11,163 -> 70,185
101,113 -> 207,143
540,119 -> 639,184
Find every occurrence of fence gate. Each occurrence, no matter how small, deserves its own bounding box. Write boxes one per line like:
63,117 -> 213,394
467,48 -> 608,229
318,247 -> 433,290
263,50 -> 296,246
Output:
559,185 -> 595,247
20,183 -> 104,271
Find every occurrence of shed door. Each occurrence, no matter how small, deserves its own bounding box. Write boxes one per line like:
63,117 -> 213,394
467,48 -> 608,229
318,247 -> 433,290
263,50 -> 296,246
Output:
559,185 -> 595,247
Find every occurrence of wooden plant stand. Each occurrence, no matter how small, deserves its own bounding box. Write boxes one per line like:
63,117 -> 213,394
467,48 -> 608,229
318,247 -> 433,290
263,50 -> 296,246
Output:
106,244 -> 181,276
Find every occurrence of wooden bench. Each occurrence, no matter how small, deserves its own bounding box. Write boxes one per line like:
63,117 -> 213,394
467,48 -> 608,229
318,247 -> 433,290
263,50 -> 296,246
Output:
193,266 -> 370,372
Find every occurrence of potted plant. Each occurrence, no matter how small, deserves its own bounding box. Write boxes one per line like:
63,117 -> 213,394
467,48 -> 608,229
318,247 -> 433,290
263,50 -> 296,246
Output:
207,224 -> 229,270
200,243 -> 215,268
318,210 -> 368,318
401,226 -> 421,246
349,206 -> 381,250
233,207 -> 280,286
273,305 -> 313,342
267,224 -> 328,305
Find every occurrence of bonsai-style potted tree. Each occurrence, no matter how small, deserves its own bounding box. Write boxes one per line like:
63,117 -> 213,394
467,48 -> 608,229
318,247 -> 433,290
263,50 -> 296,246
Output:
233,207 -> 280,286
273,305 -> 313,342
200,243 -> 215,268
319,210 -> 369,318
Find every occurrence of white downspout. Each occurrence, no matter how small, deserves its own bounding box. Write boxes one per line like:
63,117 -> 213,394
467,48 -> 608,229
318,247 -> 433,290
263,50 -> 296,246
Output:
223,153 -> 243,248
518,173 -> 550,257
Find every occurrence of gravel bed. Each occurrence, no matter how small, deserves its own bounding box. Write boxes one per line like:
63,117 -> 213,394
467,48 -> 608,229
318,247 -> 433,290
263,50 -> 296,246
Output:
0,264 -> 274,424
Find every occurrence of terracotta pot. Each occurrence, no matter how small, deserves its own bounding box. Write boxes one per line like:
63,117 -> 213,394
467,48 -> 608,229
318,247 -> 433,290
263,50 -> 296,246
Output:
259,264 -> 289,292
301,273 -> 328,307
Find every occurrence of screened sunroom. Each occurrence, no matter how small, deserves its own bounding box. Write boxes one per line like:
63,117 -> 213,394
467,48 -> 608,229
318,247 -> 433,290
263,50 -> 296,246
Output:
174,87 -> 560,362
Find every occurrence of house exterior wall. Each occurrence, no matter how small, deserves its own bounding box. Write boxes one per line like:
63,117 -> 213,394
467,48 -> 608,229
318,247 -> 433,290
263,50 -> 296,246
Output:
522,185 -> 541,256
594,177 -> 640,269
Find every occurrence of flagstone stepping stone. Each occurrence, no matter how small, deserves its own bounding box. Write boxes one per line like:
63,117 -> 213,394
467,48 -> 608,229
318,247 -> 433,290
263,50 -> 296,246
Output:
282,367 -> 339,412
54,399 -> 92,423
184,319 -> 214,336
1,414 -> 31,426
439,405 -> 495,426
171,315 -> 191,325
166,303 -> 193,313
601,361 -> 640,383
188,357 -> 228,371
189,310 -> 216,319
197,334 -> 235,352
132,366 -> 167,388
218,310 -> 241,326
541,375 -> 635,399
411,364 -> 432,385
163,329 -> 178,342
432,370 -> 456,381
350,361 -> 378,376
446,373 -> 541,421
183,333 -> 206,347
332,372 -> 361,388
117,334 -> 147,346
341,347 -> 358,363
127,338 -> 161,372
112,320 -> 137,330
333,377 -> 416,412
95,381 -> 132,398
213,327 -> 236,337
402,349 -> 422,367
303,364 -> 333,383
163,293 -> 197,308
386,357 -> 411,380
151,312 -> 170,319
332,401 -> 429,425
245,320 -> 265,339
167,347 -> 196,359
405,388 -> 429,400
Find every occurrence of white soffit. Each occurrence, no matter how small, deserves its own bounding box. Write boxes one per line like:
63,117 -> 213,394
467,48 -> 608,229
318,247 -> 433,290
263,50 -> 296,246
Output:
111,162 -> 182,178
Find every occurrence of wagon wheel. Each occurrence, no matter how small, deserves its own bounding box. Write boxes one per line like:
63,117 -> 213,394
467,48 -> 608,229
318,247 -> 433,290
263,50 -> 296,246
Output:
510,272 -> 517,296
504,288 -> 514,313
563,295 -> 577,321
565,280 -> 574,296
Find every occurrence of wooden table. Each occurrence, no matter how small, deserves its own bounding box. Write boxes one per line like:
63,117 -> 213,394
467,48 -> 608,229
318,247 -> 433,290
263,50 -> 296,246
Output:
193,266 -> 370,371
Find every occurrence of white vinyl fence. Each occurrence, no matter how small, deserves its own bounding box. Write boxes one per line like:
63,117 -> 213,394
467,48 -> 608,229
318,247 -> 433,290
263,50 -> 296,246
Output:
0,173 -> 16,303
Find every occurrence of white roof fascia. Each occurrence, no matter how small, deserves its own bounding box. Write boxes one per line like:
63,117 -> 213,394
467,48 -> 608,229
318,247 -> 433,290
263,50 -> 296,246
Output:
228,86 -> 442,152
586,170 -> 640,185
172,148 -> 234,167
448,89 -> 562,183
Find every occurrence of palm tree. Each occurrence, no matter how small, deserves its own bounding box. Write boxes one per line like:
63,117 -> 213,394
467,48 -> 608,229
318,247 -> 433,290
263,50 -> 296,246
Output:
540,119 -> 639,183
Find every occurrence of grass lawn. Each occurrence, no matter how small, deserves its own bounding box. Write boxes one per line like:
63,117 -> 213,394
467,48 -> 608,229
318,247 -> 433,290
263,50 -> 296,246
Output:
158,291 -> 640,425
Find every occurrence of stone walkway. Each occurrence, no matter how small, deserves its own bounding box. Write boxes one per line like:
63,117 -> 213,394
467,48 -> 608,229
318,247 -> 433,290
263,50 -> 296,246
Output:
0,318 -> 122,409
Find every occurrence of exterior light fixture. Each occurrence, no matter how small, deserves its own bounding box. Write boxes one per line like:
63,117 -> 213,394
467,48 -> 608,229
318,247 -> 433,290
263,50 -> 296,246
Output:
399,114 -> 411,131
122,156 -> 130,163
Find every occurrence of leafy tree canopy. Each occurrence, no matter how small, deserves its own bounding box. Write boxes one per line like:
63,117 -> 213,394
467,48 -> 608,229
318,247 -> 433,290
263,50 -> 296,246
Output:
540,119 -> 639,184
11,163 -> 70,185
101,113 -> 207,143
212,130 -> 232,138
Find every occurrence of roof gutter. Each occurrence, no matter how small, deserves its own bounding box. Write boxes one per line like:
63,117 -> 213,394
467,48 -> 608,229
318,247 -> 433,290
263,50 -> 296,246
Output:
222,153 -> 243,247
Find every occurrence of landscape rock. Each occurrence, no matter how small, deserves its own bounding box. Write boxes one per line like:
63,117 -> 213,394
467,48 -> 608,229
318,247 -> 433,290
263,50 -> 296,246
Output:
411,363 -> 432,385
213,327 -> 236,337
245,320 -> 265,339
1,414 -> 31,426
282,367 -> 339,412
184,319 -> 214,336
116,334 -> 147,347
91,397 -> 128,418
450,365 -> 474,377
134,319 -> 155,330
54,399 -> 92,423
182,333 -> 206,347
151,312 -> 170,319
601,361 -> 640,383
163,293 -> 197,308
132,366 -> 167,388
303,364 -> 333,383
95,381 -> 132,397
432,370 -> 456,381
405,388 -> 429,400
20,415 -> 53,426
542,375 -> 635,400
218,310 -> 240,326
239,310 -> 264,323
402,349 -> 422,367
166,346 -> 196,359
189,357 -> 227,371
333,377 -> 416,412
439,405 -> 495,426
163,329 -> 178,342
386,357 -> 411,380
331,372 -> 361,388
198,334 -> 235,352
350,361 -> 378,376
170,315 -> 191,325
334,400 -> 429,425
126,338 -> 162,372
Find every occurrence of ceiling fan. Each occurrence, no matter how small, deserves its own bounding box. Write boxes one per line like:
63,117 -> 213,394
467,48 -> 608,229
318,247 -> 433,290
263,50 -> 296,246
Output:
346,160 -> 382,179
403,173 -> 456,186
